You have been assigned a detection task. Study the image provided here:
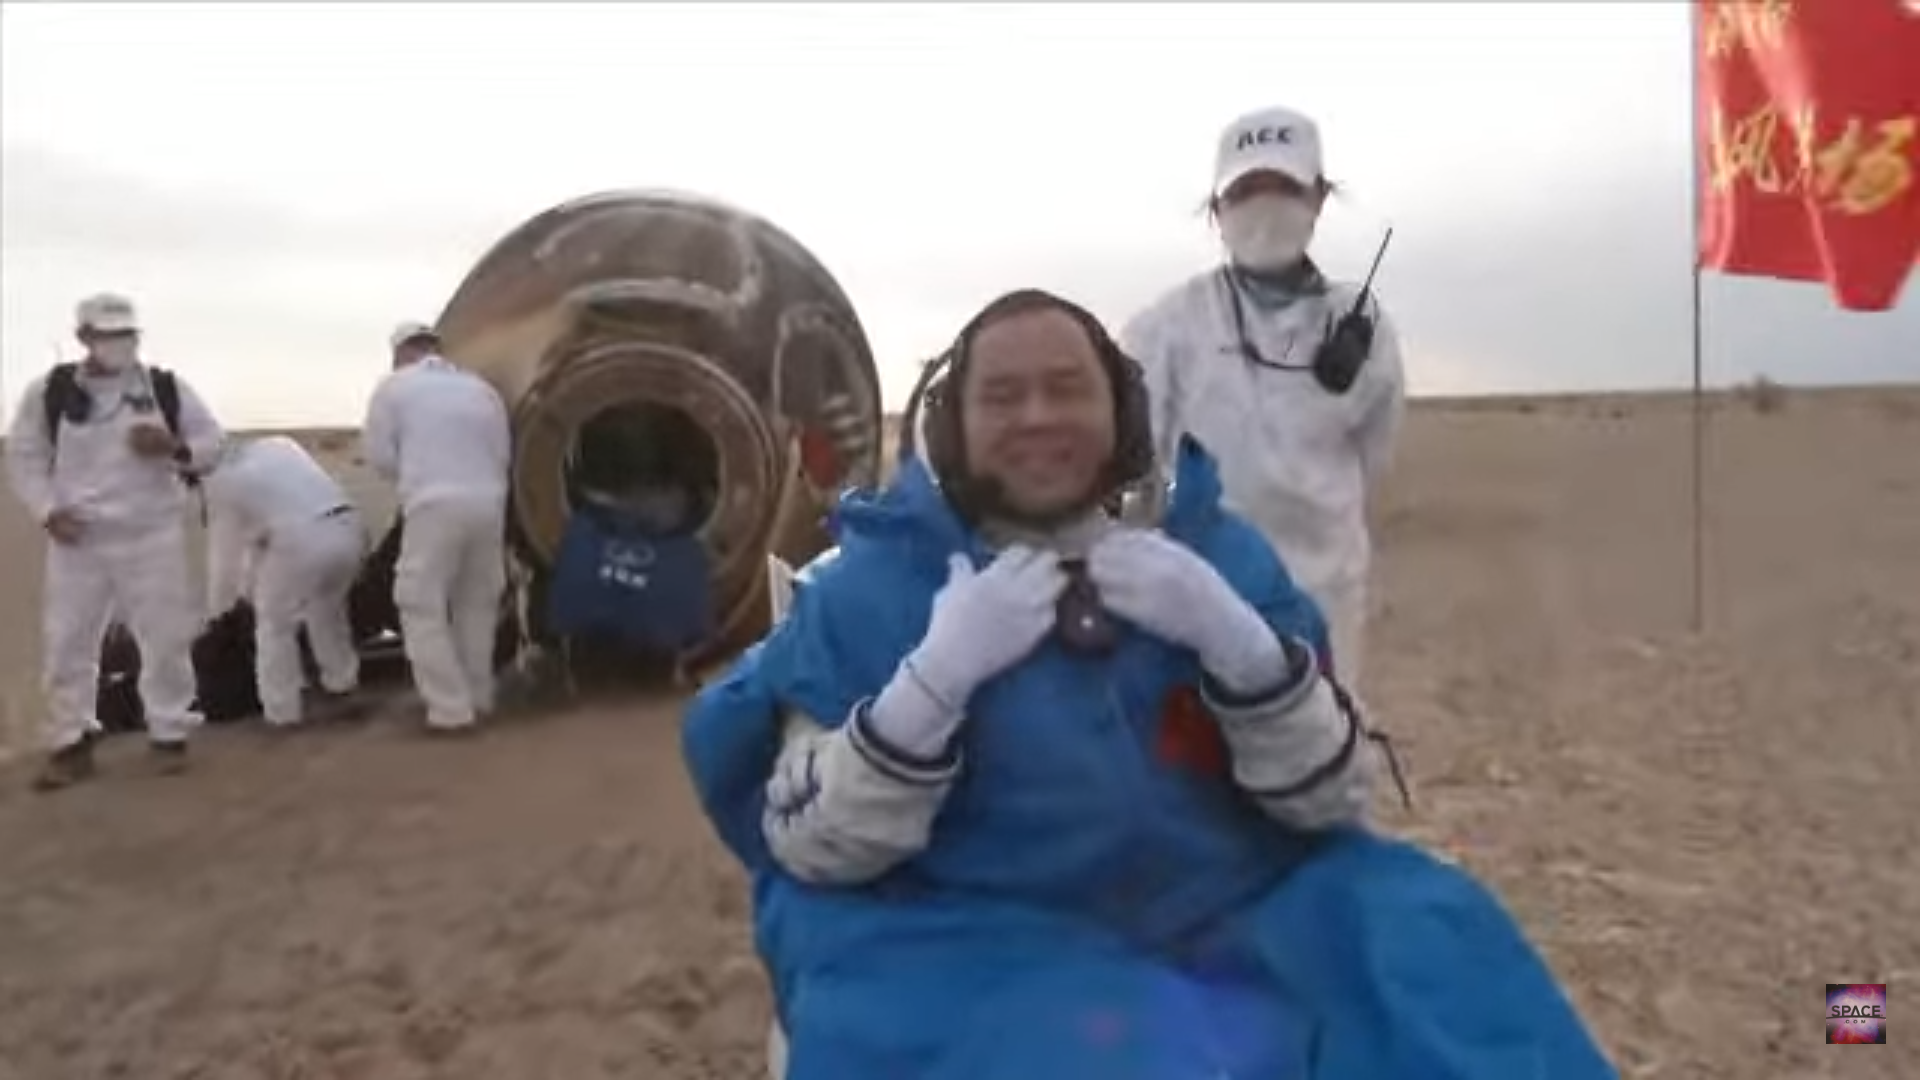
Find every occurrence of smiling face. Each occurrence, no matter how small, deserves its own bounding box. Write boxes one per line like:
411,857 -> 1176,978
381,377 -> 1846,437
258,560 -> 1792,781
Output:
957,307 -> 1116,523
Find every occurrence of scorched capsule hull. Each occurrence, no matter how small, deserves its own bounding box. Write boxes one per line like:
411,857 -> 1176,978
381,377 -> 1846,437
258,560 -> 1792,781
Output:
432,190 -> 885,663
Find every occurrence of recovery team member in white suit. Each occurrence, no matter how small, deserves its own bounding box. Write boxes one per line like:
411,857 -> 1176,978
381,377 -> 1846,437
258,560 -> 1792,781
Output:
361,322 -> 512,733
3,293 -> 225,790
201,434 -> 367,728
1122,105 -> 1406,687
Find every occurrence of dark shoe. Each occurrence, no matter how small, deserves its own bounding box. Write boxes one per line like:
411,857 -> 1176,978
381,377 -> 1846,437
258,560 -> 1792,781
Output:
306,688 -> 370,723
148,739 -> 190,776
31,739 -> 97,793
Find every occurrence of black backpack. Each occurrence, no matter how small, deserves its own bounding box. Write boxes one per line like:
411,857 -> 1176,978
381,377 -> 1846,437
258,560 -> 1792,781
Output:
96,602 -> 330,732
42,362 -> 197,486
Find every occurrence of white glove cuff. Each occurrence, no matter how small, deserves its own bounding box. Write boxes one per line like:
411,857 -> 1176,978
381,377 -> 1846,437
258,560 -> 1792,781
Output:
1200,633 -> 1319,718
1201,611 -> 1294,696
863,655 -> 967,763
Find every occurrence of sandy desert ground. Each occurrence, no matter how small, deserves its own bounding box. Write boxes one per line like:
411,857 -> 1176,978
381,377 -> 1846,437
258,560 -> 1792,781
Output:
0,386 -> 1915,1079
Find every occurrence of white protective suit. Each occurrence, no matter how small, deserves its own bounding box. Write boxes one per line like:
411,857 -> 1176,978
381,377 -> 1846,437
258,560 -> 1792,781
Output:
202,435 -> 365,725
3,364 -> 225,750
361,355 -> 512,729
1122,271 -> 1405,685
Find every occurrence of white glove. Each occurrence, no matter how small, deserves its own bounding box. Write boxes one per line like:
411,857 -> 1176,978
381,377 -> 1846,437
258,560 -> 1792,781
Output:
1086,529 -> 1288,694
865,546 -> 1067,758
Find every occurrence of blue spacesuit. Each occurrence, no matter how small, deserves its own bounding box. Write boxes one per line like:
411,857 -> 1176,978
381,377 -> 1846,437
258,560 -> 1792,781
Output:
684,439 -> 1614,1080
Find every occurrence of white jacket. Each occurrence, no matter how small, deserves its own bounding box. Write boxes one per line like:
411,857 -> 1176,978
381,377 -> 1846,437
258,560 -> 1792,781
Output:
3,364 -> 224,545
201,435 -> 356,614
361,355 -> 511,514
1121,270 -> 1405,594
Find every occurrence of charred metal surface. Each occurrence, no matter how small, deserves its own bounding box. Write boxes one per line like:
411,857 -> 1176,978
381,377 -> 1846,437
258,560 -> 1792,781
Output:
433,190 -> 884,662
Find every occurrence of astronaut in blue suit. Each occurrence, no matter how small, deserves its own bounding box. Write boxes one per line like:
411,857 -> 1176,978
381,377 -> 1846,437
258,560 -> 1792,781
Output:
683,289 -> 1615,1080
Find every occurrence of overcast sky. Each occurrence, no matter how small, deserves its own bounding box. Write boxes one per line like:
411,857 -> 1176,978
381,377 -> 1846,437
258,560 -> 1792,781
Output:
3,1 -> 1915,427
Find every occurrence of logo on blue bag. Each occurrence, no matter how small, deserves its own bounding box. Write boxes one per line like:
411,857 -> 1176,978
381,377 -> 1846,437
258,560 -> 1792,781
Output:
599,539 -> 656,589
1827,983 -> 1886,1044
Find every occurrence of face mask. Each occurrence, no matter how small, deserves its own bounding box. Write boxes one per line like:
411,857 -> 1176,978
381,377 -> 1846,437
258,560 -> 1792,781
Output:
1217,193 -> 1319,272
88,337 -> 138,373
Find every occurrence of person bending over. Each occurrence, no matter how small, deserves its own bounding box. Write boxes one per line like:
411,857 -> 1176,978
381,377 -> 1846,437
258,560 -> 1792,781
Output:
200,434 -> 367,728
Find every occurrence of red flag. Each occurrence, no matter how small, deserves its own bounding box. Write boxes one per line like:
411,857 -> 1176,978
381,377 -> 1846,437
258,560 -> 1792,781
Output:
1694,0 -> 1920,310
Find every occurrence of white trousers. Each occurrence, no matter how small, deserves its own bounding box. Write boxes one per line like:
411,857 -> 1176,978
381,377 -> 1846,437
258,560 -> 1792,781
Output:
394,496 -> 506,729
42,524 -> 201,749
254,511 -> 366,724
1312,575 -> 1369,690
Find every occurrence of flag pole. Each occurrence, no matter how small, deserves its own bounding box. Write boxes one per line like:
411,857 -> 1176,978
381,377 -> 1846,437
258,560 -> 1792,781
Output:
1690,250 -> 1707,636
1687,2 -> 1709,637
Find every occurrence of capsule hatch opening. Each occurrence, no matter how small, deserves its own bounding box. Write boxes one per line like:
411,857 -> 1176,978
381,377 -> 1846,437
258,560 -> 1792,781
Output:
563,400 -> 722,536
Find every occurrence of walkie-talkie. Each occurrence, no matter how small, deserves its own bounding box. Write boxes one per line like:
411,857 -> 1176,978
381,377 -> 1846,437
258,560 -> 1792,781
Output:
1311,226 -> 1394,395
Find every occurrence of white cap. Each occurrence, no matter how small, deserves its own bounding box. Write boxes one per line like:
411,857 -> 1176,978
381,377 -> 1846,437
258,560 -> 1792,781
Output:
75,292 -> 140,334
1213,106 -> 1325,196
389,320 -> 439,351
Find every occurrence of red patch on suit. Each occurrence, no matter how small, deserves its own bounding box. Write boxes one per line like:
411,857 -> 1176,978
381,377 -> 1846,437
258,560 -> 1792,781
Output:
1155,684 -> 1228,777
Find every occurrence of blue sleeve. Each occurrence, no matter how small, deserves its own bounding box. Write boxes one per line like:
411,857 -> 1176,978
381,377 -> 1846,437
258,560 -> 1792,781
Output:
681,637 -> 787,872
1203,511 -> 1333,663
680,548 -> 916,872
